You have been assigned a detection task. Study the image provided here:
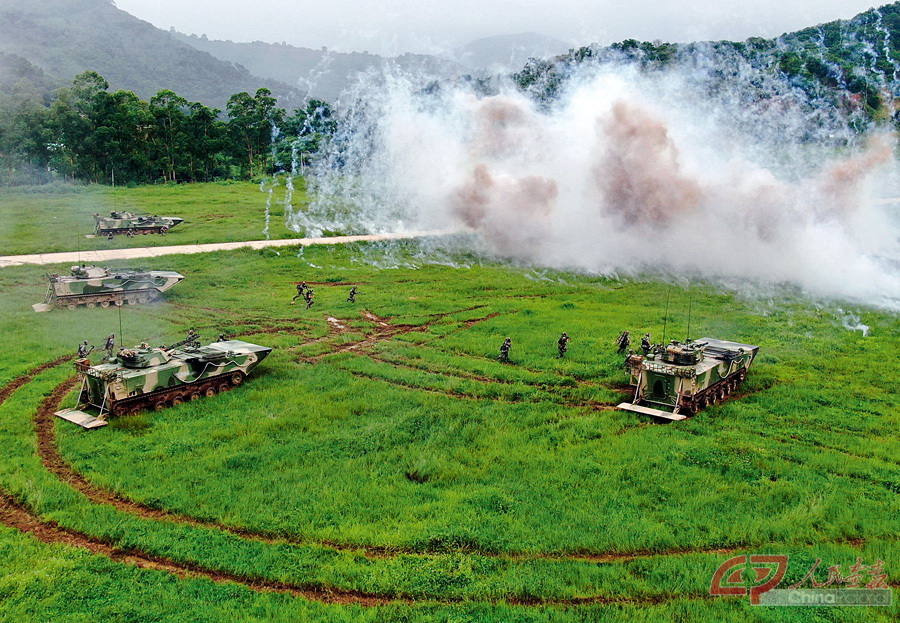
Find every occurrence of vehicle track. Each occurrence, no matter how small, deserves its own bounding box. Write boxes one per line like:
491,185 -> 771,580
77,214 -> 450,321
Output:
1,362 -> 889,608
29,372 -> 745,565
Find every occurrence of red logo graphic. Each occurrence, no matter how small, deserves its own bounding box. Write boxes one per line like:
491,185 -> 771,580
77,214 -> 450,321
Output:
710,555 -> 789,604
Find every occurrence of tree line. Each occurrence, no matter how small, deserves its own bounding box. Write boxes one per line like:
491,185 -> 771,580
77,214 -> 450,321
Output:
0,71 -> 335,185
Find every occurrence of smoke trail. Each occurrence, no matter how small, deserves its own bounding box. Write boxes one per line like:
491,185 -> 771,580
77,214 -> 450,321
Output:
298,63 -> 900,309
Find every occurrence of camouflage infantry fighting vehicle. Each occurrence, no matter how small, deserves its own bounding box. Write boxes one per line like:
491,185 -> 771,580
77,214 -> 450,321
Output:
94,211 -> 184,237
32,265 -> 185,312
618,338 -> 759,421
56,338 -> 273,428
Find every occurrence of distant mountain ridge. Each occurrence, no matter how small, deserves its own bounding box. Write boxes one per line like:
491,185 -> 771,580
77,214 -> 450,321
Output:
171,32 -> 468,103
0,0 -> 296,109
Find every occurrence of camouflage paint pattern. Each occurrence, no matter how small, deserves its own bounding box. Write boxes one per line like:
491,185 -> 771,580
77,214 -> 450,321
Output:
624,337 -> 759,414
94,211 -> 184,235
78,340 -> 272,414
41,265 -> 184,309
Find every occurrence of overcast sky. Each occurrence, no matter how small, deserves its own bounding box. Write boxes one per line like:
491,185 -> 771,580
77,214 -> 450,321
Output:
114,0 -> 884,55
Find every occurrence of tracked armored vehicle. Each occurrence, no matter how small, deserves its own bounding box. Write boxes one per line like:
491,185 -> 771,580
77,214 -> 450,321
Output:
33,265 -> 184,312
56,338 -> 273,428
618,338 -> 759,421
94,211 -> 183,237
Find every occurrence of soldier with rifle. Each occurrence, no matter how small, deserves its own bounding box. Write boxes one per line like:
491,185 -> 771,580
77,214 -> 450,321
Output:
77,340 -> 94,358
615,330 -> 630,354
557,332 -> 570,358
498,337 -> 512,363
291,282 -> 308,305
104,333 -> 116,356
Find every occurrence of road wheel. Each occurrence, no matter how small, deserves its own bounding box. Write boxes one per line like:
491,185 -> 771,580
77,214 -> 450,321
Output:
153,400 -> 167,411
67,303 -> 77,310
204,386 -> 216,397
114,299 -> 124,306
230,372 -> 245,386
85,302 -> 95,309
100,301 -> 110,308
189,392 -> 201,402
171,396 -> 184,407
138,295 -> 151,304
218,383 -> 230,394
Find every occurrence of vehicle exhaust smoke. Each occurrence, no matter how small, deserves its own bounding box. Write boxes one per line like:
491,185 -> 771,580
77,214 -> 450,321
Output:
298,64 -> 900,310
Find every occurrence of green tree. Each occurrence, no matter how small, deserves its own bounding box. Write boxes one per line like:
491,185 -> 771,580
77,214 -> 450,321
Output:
226,87 -> 285,178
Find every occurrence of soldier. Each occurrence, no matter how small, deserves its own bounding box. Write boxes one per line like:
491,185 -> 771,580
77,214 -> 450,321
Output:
104,333 -> 116,355
641,332 -> 652,355
557,332 -> 570,358
347,286 -> 359,303
305,287 -> 315,309
77,340 -> 93,358
615,330 -> 630,354
218,333 -> 227,342
498,337 -> 512,363
186,329 -> 200,347
291,282 -> 308,305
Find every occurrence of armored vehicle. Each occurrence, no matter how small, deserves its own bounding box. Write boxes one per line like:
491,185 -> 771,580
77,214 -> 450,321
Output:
94,211 -> 183,237
618,338 -> 759,421
56,338 -> 273,428
33,265 -> 184,312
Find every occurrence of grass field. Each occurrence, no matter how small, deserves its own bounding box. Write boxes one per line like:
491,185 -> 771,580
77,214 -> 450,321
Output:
0,180 -> 306,255
0,185 -> 897,622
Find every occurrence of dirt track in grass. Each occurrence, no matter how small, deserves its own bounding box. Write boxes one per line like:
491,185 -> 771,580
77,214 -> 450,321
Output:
0,355 -> 886,607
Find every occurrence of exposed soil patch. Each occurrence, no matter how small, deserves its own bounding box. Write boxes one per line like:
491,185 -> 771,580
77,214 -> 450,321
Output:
0,489 -> 399,606
0,355 -> 74,405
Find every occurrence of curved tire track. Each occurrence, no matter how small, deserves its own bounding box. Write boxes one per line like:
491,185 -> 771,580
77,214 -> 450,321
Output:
0,362 -> 884,607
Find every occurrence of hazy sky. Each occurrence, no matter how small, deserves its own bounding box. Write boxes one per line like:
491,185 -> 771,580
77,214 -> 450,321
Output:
114,0 -> 883,55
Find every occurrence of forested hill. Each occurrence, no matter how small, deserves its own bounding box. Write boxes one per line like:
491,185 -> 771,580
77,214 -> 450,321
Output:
0,0 -> 297,109
516,2 -> 900,136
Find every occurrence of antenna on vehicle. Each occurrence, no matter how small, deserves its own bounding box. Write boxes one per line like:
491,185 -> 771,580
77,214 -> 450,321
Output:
686,291 -> 693,342
118,304 -> 124,349
662,288 -> 670,344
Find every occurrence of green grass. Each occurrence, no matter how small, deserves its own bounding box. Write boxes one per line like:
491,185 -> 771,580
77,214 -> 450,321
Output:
0,193 -> 897,621
0,180 -> 308,255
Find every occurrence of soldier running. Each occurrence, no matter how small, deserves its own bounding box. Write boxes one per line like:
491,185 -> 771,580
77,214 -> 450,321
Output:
498,337 -> 512,363
291,282 -> 308,305
304,287 -> 315,309
77,340 -> 93,358
104,333 -> 116,355
615,330 -> 630,354
347,286 -> 359,303
557,332 -> 570,358
641,332 -> 652,355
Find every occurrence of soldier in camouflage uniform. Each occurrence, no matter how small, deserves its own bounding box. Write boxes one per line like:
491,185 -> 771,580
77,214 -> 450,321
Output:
305,288 -> 315,309
104,333 -> 116,356
347,286 -> 359,303
291,282 -> 308,305
77,340 -> 94,358
186,329 -> 200,348
557,332 -> 570,358
641,333 -> 652,355
498,337 -> 512,363
616,330 -> 630,354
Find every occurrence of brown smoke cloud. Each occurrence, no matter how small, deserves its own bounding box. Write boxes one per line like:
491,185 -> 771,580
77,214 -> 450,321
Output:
593,100 -> 704,226
812,136 -> 893,220
471,96 -> 536,160
451,163 -> 558,259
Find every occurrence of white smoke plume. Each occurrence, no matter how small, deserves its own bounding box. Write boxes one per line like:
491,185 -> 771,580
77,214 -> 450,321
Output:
296,63 -> 900,309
